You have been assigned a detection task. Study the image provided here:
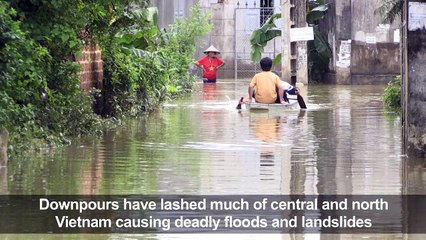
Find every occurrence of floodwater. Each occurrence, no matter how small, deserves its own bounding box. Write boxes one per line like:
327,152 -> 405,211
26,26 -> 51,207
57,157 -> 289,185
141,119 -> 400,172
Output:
1,79 -> 426,239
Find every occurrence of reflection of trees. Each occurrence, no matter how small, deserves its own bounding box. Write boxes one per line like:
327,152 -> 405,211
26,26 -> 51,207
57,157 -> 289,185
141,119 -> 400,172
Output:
140,108 -> 202,193
6,145 -> 95,194
99,123 -> 159,194
0,168 -> 7,194
5,99 -> 201,194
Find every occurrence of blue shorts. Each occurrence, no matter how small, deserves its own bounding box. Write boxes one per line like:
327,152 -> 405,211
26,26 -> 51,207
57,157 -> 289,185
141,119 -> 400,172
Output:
286,87 -> 299,95
203,78 -> 216,83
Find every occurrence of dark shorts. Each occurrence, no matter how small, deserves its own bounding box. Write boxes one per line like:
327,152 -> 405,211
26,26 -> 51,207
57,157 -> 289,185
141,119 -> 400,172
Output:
203,78 -> 216,83
286,87 -> 299,95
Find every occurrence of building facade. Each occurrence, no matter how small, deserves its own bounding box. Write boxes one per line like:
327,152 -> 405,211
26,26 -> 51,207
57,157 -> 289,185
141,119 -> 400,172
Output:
319,0 -> 401,84
152,0 -> 400,84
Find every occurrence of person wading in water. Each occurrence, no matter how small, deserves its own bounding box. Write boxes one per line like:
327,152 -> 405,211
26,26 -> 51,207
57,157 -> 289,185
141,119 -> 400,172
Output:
195,45 -> 225,83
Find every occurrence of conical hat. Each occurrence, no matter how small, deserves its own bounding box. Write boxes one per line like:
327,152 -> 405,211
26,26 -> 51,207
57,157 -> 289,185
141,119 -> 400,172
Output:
204,45 -> 220,54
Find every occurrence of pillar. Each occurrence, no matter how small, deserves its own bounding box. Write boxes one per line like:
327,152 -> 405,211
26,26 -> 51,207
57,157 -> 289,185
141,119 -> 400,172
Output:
403,1 -> 426,158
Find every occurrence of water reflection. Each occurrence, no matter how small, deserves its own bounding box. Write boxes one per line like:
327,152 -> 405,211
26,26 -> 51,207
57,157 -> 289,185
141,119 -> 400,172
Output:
252,116 -> 281,143
406,156 -> 426,194
202,83 -> 217,100
0,168 -> 7,194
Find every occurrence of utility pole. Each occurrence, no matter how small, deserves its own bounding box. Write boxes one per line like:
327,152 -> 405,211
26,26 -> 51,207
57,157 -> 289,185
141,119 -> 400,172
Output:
281,0 -> 292,82
281,0 -> 308,85
403,1 -> 426,157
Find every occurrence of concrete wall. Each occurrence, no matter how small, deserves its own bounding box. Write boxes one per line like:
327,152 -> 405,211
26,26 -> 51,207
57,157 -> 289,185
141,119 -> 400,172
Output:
154,0 -> 175,29
153,0 -> 200,29
320,0 -> 352,84
208,2 -> 236,79
208,0 -> 286,79
322,0 -> 400,84
350,42 -> 400,84
403,1 -> 426,158
294,0 -> 308,84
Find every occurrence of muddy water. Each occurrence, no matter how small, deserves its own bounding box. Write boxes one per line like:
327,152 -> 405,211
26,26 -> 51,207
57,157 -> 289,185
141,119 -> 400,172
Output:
2,79 -> 425,239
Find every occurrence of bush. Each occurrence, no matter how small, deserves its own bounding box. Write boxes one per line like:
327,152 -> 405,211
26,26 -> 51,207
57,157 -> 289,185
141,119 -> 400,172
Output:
1,1 -> 211,157
160,4 -> 212,90
0,1 -> 103,155
100,3 -> 211,117
0,2 -> 49,149
102,45 -> 169,117
383,75 -> 401,107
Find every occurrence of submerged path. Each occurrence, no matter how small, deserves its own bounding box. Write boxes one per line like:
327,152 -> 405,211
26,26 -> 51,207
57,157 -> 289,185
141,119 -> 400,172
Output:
2,79 -> 426,239
4,79 -> 416,195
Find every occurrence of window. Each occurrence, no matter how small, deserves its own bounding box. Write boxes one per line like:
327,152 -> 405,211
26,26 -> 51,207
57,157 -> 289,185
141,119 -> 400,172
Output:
174,0 -> 185,18
260,0 -> 274,26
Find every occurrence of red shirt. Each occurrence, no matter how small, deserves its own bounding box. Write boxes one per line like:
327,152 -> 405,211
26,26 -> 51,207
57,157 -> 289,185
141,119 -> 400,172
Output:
197,56 -> 223,80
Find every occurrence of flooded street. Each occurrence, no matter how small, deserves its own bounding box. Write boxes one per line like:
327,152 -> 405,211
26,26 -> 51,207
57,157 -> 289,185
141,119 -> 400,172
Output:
2,79 -> 426,239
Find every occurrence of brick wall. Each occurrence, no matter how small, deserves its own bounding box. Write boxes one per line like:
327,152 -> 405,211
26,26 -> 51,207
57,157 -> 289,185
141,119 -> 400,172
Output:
78,45 -> 103,91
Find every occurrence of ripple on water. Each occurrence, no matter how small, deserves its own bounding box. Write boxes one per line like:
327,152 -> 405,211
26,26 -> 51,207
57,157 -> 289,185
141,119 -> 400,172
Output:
6,84 -> 407,197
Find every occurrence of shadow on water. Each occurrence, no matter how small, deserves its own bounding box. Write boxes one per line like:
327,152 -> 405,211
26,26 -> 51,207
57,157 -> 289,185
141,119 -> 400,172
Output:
2,80 -> 426,239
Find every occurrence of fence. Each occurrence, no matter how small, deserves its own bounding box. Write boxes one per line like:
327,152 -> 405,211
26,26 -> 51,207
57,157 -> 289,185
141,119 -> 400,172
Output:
234,4 -> 282,79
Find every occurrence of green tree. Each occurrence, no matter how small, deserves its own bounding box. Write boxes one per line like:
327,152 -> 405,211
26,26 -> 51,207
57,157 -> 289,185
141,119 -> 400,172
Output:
100,3 -> 211,117
1,0 -> 211,156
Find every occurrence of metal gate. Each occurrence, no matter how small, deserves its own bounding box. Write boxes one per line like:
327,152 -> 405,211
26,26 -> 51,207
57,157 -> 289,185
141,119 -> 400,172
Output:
234,2 -> 282,79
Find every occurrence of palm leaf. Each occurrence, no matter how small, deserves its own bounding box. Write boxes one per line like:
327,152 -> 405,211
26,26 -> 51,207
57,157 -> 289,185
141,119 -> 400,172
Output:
273,53 -> 282,65
313,26 -> 332,62
250,45 -> 264,61
307,4 -> 329,24
375,0 -> 403,24
249,14 -> 282,61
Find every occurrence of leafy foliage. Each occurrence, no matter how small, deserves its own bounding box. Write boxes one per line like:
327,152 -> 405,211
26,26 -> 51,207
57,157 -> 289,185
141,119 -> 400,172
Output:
101,3 -> 212,117
383,75 -> 401,107
306,0 -> 329,24
250,13 -> 282,62
308,26 -> 332,83
0,1 -> 212,157
160,5 -> 212,88
376,0 -> 403,24
0,1 -> 94,153
306,0 -> 331,83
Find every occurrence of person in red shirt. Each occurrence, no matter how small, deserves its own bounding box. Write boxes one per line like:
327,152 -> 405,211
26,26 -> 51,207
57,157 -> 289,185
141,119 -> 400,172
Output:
195,45 -> 225,83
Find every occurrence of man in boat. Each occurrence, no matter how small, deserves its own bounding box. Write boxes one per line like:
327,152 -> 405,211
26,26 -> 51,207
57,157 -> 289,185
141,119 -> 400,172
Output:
195,45 -> 225,83
272,71 -> 302,104
244,57 -> 285,104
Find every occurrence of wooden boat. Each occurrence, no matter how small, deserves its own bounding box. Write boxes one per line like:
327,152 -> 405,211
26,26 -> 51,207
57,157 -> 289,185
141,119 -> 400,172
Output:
246,100 -> 299,111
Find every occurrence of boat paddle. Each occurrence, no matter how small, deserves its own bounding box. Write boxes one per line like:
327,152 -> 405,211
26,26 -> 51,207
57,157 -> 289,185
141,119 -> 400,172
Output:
236,97 -> 244,109
297,95 -> 307,109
